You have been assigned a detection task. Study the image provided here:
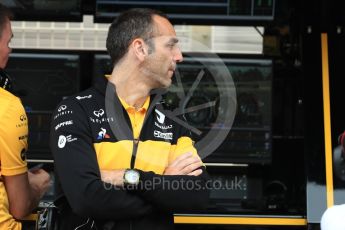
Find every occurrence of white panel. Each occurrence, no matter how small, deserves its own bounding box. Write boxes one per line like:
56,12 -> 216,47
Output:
11,15 -> 263,54
212,26 -> 263,54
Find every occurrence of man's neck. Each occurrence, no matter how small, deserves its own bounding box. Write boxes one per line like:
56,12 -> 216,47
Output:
108,63 -> 150,110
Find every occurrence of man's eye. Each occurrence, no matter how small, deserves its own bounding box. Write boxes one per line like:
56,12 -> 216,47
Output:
167,43 -> 175,48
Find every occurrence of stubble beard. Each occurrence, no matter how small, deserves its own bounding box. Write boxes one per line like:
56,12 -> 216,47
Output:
141,58 -> 172,89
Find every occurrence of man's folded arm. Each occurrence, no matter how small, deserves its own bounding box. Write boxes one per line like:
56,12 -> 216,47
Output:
50,100 -> 153,220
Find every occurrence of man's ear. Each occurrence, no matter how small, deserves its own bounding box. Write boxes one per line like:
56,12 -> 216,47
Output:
132,38 -> 147,61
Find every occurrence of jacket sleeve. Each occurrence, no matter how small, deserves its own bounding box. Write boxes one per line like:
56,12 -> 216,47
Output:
134,168 -> 211,212
131,123 -> 210,212
50,99 -> 153,220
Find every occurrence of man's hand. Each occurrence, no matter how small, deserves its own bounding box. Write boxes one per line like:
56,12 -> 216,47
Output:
3,170 -> 50,219
164,152 -> 203,176
28,169 -> 51,200
101,169 -> 125,186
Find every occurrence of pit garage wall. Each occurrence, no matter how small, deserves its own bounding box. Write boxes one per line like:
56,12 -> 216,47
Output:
303,0 -> 345,225
328,16 -> 345,214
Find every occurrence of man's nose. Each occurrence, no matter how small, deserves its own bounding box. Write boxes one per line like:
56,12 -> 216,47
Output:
174,47 -> 183,63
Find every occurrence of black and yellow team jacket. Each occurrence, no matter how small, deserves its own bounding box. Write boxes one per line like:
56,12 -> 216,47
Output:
50,76 -> 210,230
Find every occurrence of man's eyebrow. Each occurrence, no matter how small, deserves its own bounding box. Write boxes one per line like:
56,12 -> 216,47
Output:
169,37 -> 179,44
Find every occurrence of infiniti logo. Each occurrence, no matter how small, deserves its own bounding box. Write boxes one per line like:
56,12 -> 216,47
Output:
20,115 -> 26,121
58,105 -> 67,112
93,109 -> 105,117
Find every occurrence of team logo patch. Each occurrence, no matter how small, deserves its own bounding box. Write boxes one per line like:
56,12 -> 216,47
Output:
154,122 -> 173,130
153,130 -> 173,140
58,135 -> 67,148
20,114 -> 27,121
97,127 -> 110,140
58,135 -> 77,148
55,120 -> 74,131
54,106 -> 73,120
16,115 -> 28,128
20,148 -> 26,161
76,95 -> 92,100
58,105 -> 67,112
93,109 -> 105,117
155,109 -> 165,124
18,134 -> 28,140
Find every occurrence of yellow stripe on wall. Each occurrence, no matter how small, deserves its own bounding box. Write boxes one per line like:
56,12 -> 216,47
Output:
174,216 -> 307,226
321,33 -> 334,208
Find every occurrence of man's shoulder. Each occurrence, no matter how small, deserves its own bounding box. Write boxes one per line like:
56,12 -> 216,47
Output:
0,87 -> 20,104
55,87 -> 99,108
51,87 -> 102,120
71,88 -> 99,104
0,88 -> 24,119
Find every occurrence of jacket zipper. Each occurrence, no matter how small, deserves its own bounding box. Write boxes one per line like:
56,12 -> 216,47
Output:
129,137 -> 137,230
130,138 -> 139,169
128,97 -> 159,230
